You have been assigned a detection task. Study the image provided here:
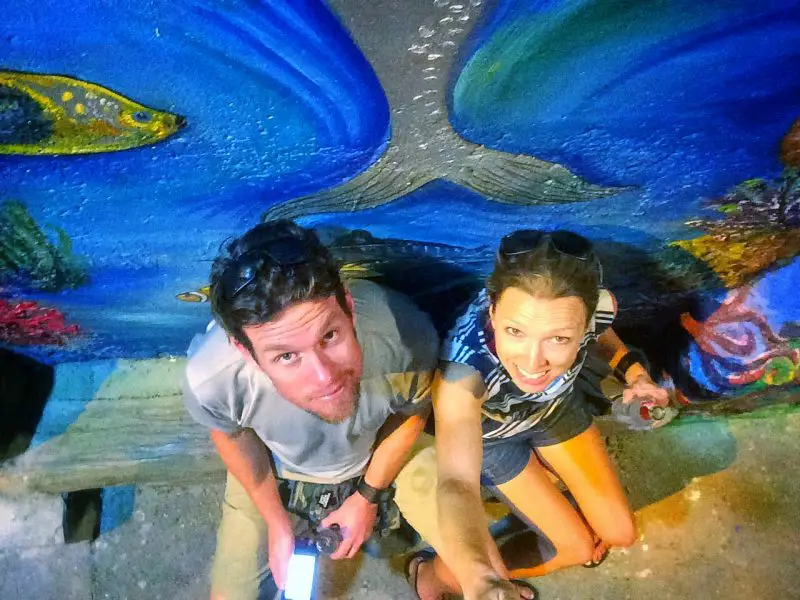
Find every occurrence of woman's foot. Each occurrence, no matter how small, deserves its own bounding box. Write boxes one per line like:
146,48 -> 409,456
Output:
583,538 -> 609,568
405,551 -> 456,600
405,550 -> 538,599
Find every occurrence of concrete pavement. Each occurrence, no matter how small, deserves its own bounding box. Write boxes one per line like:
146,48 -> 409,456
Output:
1,403 -> 798,600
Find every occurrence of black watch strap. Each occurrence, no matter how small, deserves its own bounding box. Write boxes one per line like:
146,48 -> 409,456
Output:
356,478 -> 385,504
614,349 -> 647,382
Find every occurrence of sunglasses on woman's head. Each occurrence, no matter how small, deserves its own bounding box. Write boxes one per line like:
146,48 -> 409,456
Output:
499,229 -> 593,260
223,235 -> 313,300
498,229 -> 603,283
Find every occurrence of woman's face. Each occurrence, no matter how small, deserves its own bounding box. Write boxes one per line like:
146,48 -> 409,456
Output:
490,287 -> 588,394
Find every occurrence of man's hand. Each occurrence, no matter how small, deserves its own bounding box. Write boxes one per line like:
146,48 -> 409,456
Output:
267,517 -> 295,590
319,490 -> 378,559
622,373 -> 670,408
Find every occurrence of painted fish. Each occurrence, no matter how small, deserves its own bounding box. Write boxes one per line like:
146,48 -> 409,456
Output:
176,227 -> 489,332
175,286 -> 211,303
0,70 -> 185,155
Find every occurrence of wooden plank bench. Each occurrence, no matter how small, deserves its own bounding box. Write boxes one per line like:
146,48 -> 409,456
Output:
2,350 -> 797,498
0,356 -> 224,496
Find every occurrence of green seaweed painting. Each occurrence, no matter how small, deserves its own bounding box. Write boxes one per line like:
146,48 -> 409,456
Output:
0,200 -> 88,291
671,170 -> 800,288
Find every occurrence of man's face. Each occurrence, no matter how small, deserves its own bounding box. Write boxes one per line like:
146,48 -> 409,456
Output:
235,294 -> 363,423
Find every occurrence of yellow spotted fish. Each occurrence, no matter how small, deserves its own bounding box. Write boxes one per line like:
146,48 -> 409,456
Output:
176,286 -> 211,303
0,70 -> 185,155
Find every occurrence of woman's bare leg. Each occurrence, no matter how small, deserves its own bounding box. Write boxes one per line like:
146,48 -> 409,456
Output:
412,424 -> 634,595
414,450 -> 594,596
535,424 -> 636,551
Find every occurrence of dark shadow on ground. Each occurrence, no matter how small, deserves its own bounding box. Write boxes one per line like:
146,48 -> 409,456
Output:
604,415 -> 737,512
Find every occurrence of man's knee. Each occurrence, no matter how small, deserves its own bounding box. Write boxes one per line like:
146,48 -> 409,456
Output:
395,439 -> 437,512
394,442 -> 444,549
210,475 -> 270,600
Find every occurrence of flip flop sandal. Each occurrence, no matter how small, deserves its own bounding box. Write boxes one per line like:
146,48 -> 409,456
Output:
583,541 -> 610,568
405,551 -> 539,600
510,578 -> 539,600
405,549 -> 438,600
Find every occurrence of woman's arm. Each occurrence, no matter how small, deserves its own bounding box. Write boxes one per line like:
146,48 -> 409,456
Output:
597,326 -> 651,385
597,327 -> 670,406
433,362 -> 508,593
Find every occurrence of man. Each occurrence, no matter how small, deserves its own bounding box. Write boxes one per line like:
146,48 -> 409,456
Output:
183,220 -> 439,600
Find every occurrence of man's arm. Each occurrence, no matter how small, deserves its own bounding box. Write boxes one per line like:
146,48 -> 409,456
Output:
320,400 -> 432,559
210,429 -> 295,589
362,403 -> 431,489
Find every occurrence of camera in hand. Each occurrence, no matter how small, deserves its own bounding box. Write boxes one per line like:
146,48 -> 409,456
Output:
311,524 -> 342,555
281,525 -> 343,600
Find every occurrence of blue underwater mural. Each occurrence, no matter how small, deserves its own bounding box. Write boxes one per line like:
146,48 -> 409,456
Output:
1,0 -> 799,402
681,258 -> 800,395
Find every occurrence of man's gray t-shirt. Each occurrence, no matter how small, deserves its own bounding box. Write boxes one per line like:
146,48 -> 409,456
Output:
182,279 -> 439,483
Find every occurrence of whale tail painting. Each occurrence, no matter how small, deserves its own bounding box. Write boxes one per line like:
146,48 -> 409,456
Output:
262,0 -> 624,222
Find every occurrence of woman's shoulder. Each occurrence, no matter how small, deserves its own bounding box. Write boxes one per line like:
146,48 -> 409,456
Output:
440,289 -> 493,364
439,360 -> 487,397
592,287 -> 617,334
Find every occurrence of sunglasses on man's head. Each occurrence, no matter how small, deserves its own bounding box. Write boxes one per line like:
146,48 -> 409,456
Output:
222,235 -> 313,301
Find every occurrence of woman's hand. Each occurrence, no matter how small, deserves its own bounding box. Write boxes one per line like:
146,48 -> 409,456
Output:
622,373 -> 670,408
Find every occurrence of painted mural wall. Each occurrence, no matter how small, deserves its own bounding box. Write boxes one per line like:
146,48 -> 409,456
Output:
1,0 -> 798,403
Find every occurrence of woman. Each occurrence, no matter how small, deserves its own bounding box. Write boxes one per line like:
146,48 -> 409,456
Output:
406,230 -> 670,600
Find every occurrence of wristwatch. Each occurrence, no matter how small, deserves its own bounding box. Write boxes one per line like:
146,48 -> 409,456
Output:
356,477 -> 389,504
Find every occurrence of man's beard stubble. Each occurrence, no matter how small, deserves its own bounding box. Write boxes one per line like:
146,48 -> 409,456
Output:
311,377 -> 361,425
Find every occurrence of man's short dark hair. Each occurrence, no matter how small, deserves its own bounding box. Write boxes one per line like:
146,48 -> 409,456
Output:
209,220 -> 348,355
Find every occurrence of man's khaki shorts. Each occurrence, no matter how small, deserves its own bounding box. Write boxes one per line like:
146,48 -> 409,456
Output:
394,435 -> 511,554
211,472 -> 287,599
211,436 -> 450,600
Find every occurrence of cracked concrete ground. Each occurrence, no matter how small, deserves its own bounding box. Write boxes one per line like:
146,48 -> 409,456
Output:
2,404 -> 799,600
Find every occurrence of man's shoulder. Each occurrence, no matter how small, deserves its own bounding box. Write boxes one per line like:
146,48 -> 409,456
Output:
349,279 -> 428,330
349,279 -> 439,369
184,321 -> 246,392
